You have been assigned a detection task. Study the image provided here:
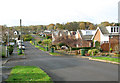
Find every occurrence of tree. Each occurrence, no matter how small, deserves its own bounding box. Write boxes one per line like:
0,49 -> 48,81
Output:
42,39 -> 52,47
79,22 -> 86,30
88,24 -> 96,30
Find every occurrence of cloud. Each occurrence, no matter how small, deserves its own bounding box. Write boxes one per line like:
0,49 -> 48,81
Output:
0,0 -> 119,26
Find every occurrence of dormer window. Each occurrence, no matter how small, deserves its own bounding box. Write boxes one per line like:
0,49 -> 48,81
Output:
117,27 -> 119,32
111,27 -> 113,32
114,27 -> 115,32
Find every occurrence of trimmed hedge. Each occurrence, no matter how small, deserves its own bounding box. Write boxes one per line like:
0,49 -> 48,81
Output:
71,47 -> 96,50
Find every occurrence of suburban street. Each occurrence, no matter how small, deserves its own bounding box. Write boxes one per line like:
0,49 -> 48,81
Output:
3,41 -> 118,81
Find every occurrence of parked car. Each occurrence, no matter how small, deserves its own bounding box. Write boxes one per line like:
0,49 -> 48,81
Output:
19,45 -> 25,50
61,46 -> 68,50
17,40 -> 24,46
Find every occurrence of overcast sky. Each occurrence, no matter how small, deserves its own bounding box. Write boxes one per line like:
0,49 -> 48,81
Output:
0,0 -> 119,26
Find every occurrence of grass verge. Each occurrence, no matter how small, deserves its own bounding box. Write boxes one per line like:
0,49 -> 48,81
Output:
17,49 -> 24,55
38,46 -> 46,51
30,41 -> 47,51
6,66 -> 53,82
92,57 -> 120,63
49,52 -> 62,56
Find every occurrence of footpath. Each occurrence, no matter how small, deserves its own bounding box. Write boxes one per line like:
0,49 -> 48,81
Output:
2,45 -> 26,65
2,45 -> 26,83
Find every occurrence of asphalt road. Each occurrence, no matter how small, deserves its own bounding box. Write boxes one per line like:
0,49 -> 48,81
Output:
3,42 -> 118,81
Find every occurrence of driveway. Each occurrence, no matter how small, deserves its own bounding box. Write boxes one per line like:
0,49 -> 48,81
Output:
3,42 -> 118,81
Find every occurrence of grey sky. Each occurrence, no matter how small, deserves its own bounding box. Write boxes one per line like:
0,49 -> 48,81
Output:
0,0 -> 119,26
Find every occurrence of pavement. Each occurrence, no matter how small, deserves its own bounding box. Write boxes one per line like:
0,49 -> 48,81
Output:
2,41 -> 119,82
2,44 -> 26,82
2,45 -> 26,65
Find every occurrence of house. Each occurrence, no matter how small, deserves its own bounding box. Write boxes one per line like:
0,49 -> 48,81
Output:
75,30 -> 96,47
92,26 -> 120,51
14,31 -> 19,35
52,30 -> 77,47
43,30 -> 52,36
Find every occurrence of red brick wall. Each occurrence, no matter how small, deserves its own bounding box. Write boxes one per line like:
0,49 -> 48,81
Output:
101,35 -> 119,51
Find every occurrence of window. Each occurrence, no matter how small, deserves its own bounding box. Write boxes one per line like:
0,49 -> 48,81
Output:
114,27 -> 116,32
117,27 -> 119,32
111,27 -> 113,32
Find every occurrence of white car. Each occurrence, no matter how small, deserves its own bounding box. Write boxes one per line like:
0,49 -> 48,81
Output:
19,45 -> 25,50
17,40 -> 23,45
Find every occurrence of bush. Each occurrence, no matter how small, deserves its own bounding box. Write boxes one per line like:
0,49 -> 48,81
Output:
8,45 -> 14,55
88,49 -> 99,56
23,35 -> 33,41
88,50 -> 92,55
46,35 -> 52,39
38,40 -> 42,44
113,54 -> 120,57
58,43 -> 66,48
95,41 -> 100,49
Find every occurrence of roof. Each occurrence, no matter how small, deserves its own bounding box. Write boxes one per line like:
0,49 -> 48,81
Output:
99,26 -> 119,35
99,26 -> 109,34
78,30 -> 95,40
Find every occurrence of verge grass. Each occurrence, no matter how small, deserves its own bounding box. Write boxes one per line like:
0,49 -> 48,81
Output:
92,57 -> 120,63
6,66 -> 53,82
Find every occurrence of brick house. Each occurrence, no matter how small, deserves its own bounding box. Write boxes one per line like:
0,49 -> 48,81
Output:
75,30 -> 96,47
92,26 -> 119,51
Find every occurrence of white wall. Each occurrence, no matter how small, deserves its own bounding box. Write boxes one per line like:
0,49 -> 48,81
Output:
81,30 -> 96,35
100,32 -> 109,42
106,26 -> 119,33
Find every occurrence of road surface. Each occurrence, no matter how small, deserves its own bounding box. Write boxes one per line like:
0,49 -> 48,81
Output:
3,42 -> 118,81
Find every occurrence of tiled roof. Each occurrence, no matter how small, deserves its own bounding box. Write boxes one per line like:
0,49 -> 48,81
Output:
99,26 -> 109,34
78,30 -> 93,40
99,26 -> 119,35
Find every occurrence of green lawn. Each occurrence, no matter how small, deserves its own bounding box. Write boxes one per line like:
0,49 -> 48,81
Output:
6,66 -> 53,82
49,52 -> 62,56
38,46 -> 46,51
92,57 -> 120,63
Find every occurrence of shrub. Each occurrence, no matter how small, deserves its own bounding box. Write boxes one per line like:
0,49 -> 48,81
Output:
88,50 -> 92,55
23,35 -> 33,41
38,40 -> 42,44
113,54 -> 120,57
46,35 -> 52,39
88,49 -> 99,56
30,41 -> 32,44
58,43 -> 66,47
95,41 -> 100,49
42,39 -> 51,45
8,45 -> 14,55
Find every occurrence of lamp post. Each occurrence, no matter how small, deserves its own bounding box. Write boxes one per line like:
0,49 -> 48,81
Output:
7,27 -> 9,57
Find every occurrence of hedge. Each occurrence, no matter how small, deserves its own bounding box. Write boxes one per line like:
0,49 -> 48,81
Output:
71,47 -> 96,50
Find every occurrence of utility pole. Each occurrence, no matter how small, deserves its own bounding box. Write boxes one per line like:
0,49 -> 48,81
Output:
20,19 -> 22,54
7,26 -> 9,57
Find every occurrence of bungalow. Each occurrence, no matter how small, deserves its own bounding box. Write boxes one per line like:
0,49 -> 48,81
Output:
75,30 -> 96,47
92,26 -> 120,51
52,30 -> 76,45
